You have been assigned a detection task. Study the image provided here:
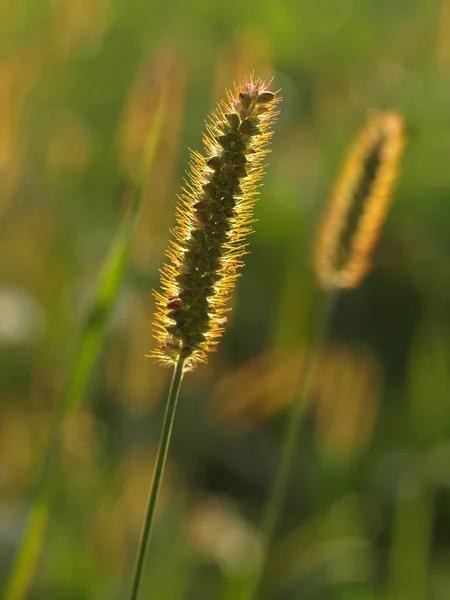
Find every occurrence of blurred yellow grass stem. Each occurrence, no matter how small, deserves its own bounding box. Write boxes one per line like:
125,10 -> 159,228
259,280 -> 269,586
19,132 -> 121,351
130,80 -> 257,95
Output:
314,111 -> 405,289
4,98 -> 165,600
242,288 -> 338,599
3,496 -> 49,600
243,111 -> 405,600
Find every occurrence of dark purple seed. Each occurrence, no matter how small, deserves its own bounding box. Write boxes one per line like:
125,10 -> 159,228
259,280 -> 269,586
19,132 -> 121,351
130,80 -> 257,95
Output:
234,166 -> 247,178
175,263 -> 189,273
218,121 -> 230,134
225,113 -> 240,130
221,151 -> 234,162
233,139 -> 247,151
192,332 -> 206,344
179,290 -> 193,301
240,119 -> 256,133
222,196 -> 236,207
240,121 -> 261,136
176,273 -> 193,286
163,338 -> 180,351
167,299 -> 181,310
232,154 -> 247,165
207,156 -> 222,170
224,207 -> 236,218
217,135 -> 232,150
196,212 -> 209,225
226,174 -> 239,188
165,325 -> 179,335
256,91 -> 275,104
239,92 -> 251,109
222,163 -> 235,174
167,309 -> 184,321
217,220 -> 231,232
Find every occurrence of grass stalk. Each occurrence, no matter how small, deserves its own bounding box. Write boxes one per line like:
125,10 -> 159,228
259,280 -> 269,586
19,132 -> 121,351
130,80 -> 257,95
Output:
385,473 -> 435,600
3,100 -> 165,600
129,358 -> 185,600
147,77 -> 280,599
244,288 -> 338,599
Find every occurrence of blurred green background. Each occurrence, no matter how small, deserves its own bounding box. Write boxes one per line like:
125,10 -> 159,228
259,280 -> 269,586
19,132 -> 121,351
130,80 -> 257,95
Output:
1,0 -> 450,598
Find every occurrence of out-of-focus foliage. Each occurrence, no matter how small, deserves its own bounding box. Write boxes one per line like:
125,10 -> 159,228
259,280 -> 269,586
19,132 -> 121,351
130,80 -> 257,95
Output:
1,0 -> 449,599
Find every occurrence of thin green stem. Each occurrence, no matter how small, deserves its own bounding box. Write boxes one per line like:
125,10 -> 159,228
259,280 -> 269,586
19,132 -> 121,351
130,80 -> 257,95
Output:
3,100 -> 165,600
385,473 -> 435,600
129,358 -> 185,600
245,288 -> 338,599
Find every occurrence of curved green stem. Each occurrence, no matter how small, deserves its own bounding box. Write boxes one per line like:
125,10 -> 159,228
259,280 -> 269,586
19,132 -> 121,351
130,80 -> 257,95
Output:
245,288 -> 338,599
3,98 -> 165,600
129,358 -> 185,600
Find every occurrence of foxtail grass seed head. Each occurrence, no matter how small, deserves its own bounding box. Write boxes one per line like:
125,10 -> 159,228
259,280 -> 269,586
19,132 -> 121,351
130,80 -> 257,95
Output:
314,111 -> 405,289
151,78 -> 280,370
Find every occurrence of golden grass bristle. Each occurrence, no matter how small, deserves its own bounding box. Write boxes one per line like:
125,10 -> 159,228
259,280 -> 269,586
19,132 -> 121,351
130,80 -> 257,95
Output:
314,111 -> 405,289
150,77 -> 280,370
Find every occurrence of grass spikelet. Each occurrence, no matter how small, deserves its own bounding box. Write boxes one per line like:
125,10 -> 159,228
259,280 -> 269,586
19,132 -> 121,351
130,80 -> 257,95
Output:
151,77 -> 280,370
314,111 -> 405,289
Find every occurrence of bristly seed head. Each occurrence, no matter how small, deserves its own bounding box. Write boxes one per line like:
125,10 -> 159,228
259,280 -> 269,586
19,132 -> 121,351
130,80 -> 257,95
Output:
151,77 -> 281,370
314,111 -> 405,290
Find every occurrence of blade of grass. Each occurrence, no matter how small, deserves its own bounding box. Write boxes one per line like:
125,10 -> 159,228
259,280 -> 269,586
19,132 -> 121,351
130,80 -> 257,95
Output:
240,287 -> 339,600
3,98 -> 165,600
385,474 -> 435,600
